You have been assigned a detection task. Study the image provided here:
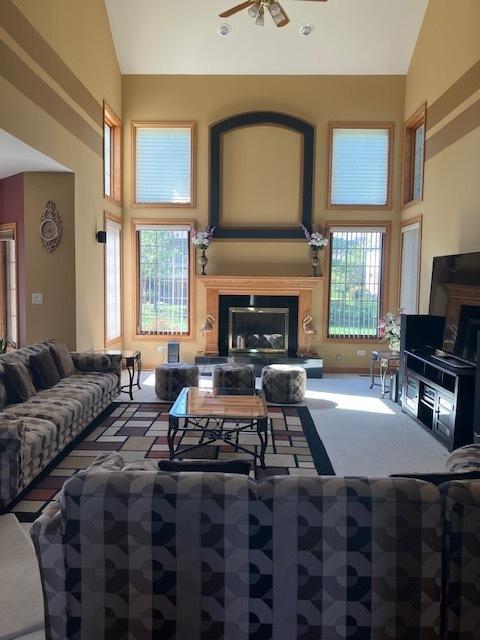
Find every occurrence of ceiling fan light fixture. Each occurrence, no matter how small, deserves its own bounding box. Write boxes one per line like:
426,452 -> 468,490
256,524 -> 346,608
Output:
218,23 -> 232,37
300,23 -> 314,36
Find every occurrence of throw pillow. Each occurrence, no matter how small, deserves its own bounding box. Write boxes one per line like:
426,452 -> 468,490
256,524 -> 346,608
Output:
3,361 -> 36,403
48,341 -> 75,378
30,349 -> 61,389
158,459 -> 252,475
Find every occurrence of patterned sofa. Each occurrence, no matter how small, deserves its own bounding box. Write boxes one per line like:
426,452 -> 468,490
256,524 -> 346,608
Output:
30,453 -> 480,640
0,340 -> 121,509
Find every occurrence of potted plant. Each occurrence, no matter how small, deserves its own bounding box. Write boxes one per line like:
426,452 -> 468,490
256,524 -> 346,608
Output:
192,226 -> 215,276
300,224 -> 328,276
378,311 -> 401,352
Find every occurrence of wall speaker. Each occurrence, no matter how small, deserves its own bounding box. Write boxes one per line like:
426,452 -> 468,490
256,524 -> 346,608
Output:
96,231 -> 107,244
167,342 -> 180,363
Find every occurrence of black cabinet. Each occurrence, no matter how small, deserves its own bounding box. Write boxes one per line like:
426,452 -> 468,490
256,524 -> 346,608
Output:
401,349 -> 475,451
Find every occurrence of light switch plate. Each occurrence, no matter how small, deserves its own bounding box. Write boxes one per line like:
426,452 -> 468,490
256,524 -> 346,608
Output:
32,293 -> 43,304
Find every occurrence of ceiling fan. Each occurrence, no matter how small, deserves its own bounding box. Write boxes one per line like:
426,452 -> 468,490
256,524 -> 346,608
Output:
219,0 -> 327,28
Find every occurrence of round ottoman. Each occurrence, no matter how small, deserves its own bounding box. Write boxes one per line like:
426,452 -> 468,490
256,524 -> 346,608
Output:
261,364 -> 306,404
213,363 -> 255,391
446,444 -> 480,472
155,363 -> 199,401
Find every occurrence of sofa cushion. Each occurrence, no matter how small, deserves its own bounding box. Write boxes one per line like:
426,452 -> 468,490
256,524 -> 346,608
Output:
4,396 -> 83,433
30,349 -> 61,390
48,341 -> 75,378
58,371 -> 119,396
21,417 -> 58,475
3,361 -> 36,403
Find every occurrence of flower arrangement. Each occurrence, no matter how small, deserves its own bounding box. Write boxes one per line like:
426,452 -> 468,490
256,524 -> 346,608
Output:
192,225 -> 215,250
300,224 -> 328,276
378,311 -> 402,351
192,226 -> 215,275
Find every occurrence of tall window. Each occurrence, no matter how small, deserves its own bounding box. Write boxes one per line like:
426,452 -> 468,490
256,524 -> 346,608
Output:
105,216 -> 122,344
133,122 -> 196,207
329,124 -> 393,208
135,223 -> 192,336
400,219 -> 421,314
104,103 -> 122,203
402,105 -> 426,206
0,225 -> 17,347
327,226 -> 388,339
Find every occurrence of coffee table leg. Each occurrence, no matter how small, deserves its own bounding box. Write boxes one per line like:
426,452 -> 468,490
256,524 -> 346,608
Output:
257,417 -> 268,469
168,415 -> 178,459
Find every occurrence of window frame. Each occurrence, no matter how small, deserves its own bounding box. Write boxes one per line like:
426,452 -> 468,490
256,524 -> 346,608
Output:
327,122 -> 395,210
323,220 -> 391,342
0,223 -> 19,348
103,102 -> 122,204
131,219 -> 196,341
104,212 -> 123,346
399,215 -> 422,314
131,121 -> 197,209
402,104 -> 427,208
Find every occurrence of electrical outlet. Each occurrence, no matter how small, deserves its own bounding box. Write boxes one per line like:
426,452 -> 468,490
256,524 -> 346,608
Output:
336,354 -> 343,361
157,346 -> 166,353
32,293 -> 43,304
357,350 -> 366,357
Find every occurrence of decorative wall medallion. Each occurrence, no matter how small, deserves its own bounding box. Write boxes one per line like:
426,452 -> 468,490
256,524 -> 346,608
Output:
40,201 -> 62,252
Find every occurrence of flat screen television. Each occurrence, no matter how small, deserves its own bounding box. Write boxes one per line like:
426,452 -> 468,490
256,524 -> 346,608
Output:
429,251 -> 480,364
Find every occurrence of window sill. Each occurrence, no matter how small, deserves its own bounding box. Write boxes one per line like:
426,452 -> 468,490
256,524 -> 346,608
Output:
131,201 -> 195,209
104,194 -> 122,207
327,203 -> 392,210
132,334 -> 194,342
401,197 -> 423,210
324,337 -> 384,344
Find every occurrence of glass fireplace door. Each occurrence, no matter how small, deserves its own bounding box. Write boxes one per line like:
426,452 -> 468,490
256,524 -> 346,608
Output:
228,307 -> 289,354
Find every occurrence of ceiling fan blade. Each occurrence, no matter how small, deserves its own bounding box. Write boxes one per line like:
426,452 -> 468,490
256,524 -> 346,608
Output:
219,0 -> 255,18
268,1 -> 290,27
255,5 -> 265,26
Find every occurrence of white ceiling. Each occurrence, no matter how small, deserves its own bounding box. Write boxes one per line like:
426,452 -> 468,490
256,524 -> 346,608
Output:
105,0 -> 429,75
0,130 -> 70,180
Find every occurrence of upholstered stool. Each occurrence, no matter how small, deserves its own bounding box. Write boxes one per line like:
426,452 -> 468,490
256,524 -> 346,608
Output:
446,444 -> 480,473
212,363 -> 255,391
155,363 -> 199,401
261,364 -> 306,404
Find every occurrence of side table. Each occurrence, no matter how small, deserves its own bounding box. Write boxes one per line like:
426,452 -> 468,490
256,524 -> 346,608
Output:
370,350 -> 399,398
106,350 -> 142,401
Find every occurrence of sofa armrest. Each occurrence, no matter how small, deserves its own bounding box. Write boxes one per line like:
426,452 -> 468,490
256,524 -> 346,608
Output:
0,414 -> 24,508
71,352 -> 122,380
31,501 -> 67,640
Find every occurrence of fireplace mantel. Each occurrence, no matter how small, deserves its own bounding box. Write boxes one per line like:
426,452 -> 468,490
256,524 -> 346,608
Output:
199,275 -> 323,355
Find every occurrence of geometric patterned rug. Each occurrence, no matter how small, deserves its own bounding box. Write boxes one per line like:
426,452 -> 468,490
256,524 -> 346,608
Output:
12,401 -> 334,522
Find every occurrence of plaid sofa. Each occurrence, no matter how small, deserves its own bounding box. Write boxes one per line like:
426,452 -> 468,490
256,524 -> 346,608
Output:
33,453 -> 474,640
0,341 -> 121,509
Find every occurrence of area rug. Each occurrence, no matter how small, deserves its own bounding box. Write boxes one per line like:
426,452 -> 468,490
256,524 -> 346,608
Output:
12,401 -> 334,522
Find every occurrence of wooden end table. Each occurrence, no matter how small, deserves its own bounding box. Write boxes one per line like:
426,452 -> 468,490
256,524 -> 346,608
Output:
168,387 -> 269,468
106,350 -> 142,401
370,350 -> 399,398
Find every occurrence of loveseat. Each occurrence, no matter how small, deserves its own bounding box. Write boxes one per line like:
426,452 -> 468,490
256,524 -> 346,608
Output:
31,452 -> 480,640
0,340 -> 121,509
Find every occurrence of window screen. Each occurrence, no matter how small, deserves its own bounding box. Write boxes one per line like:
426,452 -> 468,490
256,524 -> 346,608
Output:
330,128 -> 390,206
105,219 -> 121,342
136,225 -> 190,335
400,222 -> 420,314
135,126 -> 193,205
413,124 -> 425,201
104,123 -> 112,198
328,228 -> 385,338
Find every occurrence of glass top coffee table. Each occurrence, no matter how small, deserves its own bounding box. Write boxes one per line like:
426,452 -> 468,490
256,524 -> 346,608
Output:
168,387 -> 269,468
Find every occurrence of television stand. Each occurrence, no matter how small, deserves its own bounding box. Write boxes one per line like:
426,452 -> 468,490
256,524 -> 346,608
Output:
402,348 -> 476,451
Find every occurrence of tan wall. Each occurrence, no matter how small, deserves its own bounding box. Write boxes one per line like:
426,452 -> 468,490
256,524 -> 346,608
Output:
123,75 -> 406,369
22,172 -> 76,347
0,0 -> 122,350
404,0 -> 480,311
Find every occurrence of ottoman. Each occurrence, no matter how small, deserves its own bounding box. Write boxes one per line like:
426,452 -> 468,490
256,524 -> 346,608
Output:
212,363 -> 255,391
155,363 -> 199,401
261,364 -> 307,404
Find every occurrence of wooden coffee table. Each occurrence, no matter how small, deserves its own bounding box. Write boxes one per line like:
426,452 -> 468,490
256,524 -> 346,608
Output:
168,387 -> 269,468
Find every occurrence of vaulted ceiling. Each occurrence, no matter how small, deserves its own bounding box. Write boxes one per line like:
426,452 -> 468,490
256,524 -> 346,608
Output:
105,0 -> 429,75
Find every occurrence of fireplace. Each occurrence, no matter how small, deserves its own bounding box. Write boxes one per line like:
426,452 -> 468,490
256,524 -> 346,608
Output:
229,307 -> 289,354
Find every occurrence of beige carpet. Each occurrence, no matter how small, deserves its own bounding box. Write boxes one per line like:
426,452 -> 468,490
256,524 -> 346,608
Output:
0,515 -> 45,640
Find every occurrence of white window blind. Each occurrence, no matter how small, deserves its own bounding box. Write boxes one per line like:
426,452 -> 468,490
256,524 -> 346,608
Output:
330,128 -> 390,206
136,225 -> 190,335
400,222 -> 421,314
135,127 -> 192,204
104,123 -> 112,198
328,228 -> 385,338
105,219 -> 121,342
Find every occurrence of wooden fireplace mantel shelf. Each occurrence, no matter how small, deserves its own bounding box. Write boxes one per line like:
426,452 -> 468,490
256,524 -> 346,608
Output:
199,275 -> 323,355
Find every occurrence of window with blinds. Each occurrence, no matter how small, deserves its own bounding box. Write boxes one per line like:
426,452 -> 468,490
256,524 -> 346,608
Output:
136,224 -> 191,335
402,105 -> 426,206
105,218 -> 122,343
0,226 -> 17,347
134,124 -> 195,206
328,227 -> 385,338
103,104 -> 121,202
104,123 -> 112,198
329,126 -> 392,207
400,221 -> 421,314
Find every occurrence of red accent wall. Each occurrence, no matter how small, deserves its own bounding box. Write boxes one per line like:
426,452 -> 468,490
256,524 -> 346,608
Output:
0,174 -> 26,346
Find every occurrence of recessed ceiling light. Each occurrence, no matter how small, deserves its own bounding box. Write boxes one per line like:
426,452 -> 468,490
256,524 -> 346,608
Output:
218,23 -> 232,37
300,23 -> 314,37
